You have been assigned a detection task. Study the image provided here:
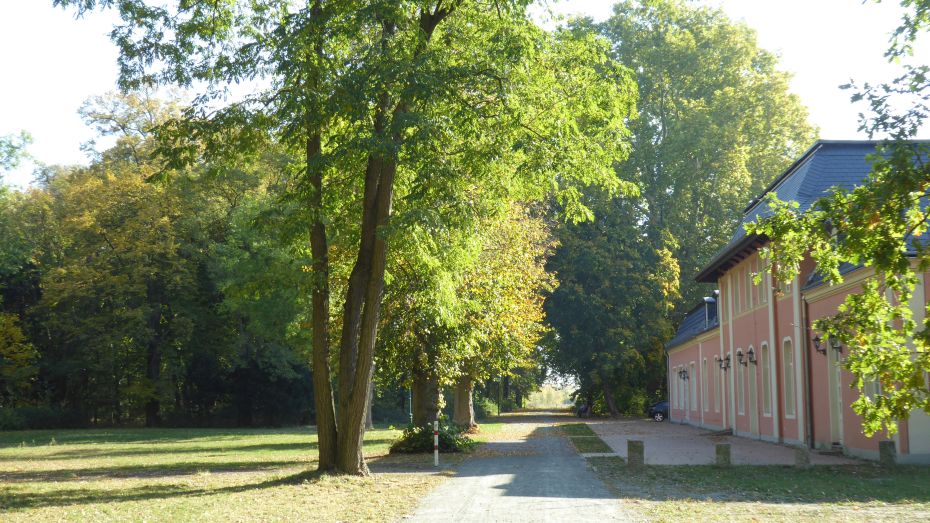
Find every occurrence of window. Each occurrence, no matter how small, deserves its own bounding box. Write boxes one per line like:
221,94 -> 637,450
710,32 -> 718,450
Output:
759,271 -> 768,305
714,359 -> 721,413
690,363 -> 697,412
761,343 -> 772,416
865,379 -> 880,400
719,282 -> 727,321
784,339 -> 796,417
678,365 -> 688,411
735,270 -> 742,312
746,265 -> 753,309
702,359 -> 709,412
671,367 -> 678,409
737,349 -> 745,414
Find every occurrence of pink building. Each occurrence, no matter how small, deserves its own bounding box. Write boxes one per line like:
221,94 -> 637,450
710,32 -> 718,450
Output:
666,141 -> 930,463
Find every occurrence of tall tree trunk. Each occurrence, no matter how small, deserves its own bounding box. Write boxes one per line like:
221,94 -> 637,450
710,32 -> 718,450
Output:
307,132 -> 337,471
600,374 -> 620,417
335,151 -> 397,475
365,376 -> 374,430
329,7 -> 453,476
453,375 -> 476,429
412,365 -> 441,427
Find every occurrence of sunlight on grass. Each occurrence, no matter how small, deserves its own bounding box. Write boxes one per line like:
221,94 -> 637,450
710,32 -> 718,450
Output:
589,457 -> 930,522
0,426 -> 445,522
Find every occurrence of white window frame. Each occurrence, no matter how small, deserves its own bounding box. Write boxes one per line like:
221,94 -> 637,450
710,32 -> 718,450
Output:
737,347 -> 745,415
702,358 -> 709,413
783,337 -> 797,418
761,342 -> 772,417
690,362 -> 697,412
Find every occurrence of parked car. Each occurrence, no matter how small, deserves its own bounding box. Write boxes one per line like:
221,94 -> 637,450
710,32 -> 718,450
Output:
647,400 -> 669,422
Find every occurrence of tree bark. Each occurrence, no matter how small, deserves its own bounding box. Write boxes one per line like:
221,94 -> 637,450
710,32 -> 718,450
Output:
307,132 -> 338,471
365,376 -> 375,430
412,365 -> 441,427
600,375 -> 620,417
453,375 -> 476,429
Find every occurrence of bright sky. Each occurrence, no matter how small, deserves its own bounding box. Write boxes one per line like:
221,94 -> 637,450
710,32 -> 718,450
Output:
1,0 -> 928,188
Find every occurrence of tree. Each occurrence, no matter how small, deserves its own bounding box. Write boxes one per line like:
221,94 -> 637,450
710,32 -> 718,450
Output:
0,131 -> 31,173
545,193 -> 679,416
597,0 -> 817,309
451,203 -> 554,428
54,0 -> 637,474
747,1 -> 930,436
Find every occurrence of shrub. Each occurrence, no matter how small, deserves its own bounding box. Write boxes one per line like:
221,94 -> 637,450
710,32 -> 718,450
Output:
0,407 -> 86,430
389,423 -> 476,454
0,408 -> 24,430
474,396 -> 497,420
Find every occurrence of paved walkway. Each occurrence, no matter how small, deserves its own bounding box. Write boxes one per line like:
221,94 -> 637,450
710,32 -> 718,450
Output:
588,418 -> 859,465
407,412 -> 637,522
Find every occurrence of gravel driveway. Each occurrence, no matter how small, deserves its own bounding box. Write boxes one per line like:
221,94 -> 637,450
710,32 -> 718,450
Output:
406,412 -> 639,522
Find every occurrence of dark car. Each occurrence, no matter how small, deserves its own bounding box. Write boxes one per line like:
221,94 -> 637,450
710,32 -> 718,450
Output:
647,400 -> 669,422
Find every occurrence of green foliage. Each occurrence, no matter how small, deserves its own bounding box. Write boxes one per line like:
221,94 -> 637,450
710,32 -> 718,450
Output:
545,193 -> 679,415
598,0 -> 817,308
388,423 -> 475,454
747,1 -> 930,436
0,312 -> 38,405
0,131 -> 31,172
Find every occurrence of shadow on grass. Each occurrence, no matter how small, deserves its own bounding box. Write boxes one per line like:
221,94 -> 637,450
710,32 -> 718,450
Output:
0,469 -> 332,511
588,456 -> 930,505
0,459 -> 305,483
0,439 -> 395,462
0,427 -> 321,448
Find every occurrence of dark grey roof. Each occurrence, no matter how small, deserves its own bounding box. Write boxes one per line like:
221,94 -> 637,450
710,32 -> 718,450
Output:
803,261 -> 862,290
666,296 -> 719,350
696,141 -> 882,283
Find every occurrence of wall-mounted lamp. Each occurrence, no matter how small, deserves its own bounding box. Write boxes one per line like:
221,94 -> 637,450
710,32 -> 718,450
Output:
813,335 -> 827,355
718,354 -> 731,371
813,334 -> 843,355
747,347 -> 757,365
736,349 -> 747,366
678,369 -> 689,380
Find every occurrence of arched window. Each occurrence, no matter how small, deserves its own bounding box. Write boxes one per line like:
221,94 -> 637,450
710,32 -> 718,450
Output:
761,343 -> 772,416
714,357 -> 721,413
737,348 -> 745,415
784,338 -> 796,417
702,358 -> 708,412
690,362 -> 697,412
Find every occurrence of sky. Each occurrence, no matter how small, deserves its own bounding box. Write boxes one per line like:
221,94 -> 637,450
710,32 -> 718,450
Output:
1,0 -> 928,188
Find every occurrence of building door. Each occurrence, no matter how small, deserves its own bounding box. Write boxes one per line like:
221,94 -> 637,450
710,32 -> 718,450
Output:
749,360 -> 759,436
828,348 -> 844,446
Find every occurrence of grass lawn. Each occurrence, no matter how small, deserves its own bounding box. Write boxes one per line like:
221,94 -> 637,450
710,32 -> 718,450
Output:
589,457 -> 930,522
560,423 -> 614,453
0,426 -> 448,522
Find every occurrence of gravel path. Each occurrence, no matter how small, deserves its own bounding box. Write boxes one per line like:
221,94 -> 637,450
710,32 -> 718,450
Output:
406,413 -> 639,522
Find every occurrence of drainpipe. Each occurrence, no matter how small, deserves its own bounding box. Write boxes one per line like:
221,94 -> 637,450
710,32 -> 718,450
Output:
802,296 -> 815,449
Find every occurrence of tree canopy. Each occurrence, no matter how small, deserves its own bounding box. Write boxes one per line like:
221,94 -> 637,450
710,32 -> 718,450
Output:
52,0 -> 638,474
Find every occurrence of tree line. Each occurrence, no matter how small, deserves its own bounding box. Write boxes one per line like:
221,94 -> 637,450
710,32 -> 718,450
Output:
0,0 -> 824,475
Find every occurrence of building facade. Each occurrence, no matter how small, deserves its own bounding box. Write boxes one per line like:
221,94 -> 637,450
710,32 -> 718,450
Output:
666,141 -> 930,463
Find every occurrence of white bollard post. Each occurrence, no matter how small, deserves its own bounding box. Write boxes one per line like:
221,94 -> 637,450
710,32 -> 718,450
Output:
433,420 -> 439,467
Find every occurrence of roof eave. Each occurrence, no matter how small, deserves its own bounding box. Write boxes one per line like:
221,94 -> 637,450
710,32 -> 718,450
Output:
694,233 -> 766,283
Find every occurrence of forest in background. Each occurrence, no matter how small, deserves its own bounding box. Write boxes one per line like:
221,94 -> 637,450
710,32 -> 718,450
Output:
0,0 -> 815,436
